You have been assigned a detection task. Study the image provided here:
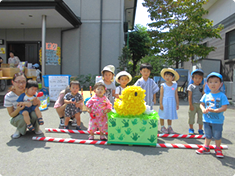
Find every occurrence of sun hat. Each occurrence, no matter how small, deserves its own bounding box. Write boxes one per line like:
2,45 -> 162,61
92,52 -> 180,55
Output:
160,68 -> 180,81
191,69 -> 204,85
33,63 -> 40,68
101,65 -> 115,75
191,69 -> 204,76
115,71 -> 132,84
206,72 -> 223,82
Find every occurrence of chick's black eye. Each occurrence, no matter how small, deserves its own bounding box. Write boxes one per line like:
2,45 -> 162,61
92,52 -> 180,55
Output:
135,92 -> 137,96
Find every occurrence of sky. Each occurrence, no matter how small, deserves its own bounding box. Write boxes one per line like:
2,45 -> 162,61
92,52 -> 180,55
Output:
134,0 -> 152,28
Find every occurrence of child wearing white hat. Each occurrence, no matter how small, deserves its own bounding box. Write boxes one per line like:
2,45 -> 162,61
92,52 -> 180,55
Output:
115,71 -> 132,99
99,65 -> 116,105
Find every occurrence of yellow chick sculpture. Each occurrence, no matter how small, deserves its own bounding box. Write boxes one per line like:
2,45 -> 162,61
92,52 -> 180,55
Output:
114,86 -> 146,116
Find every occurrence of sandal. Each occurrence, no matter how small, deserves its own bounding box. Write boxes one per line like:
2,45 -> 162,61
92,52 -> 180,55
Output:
27,124 -> 35,131
38,118 -> 44,125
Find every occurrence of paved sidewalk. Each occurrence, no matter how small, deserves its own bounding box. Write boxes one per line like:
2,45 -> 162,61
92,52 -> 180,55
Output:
0,99 -> 234,176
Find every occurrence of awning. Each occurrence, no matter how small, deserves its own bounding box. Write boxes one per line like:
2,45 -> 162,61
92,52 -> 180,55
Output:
0,0 -> 82,29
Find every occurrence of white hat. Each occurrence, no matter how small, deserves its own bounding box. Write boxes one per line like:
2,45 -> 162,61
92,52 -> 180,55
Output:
101,65 -> 115,75
115,71 -> 132,84
160,68 -> 180,81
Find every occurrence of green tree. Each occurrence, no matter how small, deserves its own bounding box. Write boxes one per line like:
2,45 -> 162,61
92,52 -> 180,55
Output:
129,24 -> 151,73
143,0 -> 223,68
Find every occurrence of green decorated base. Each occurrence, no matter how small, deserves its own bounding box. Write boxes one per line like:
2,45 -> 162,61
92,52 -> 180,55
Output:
107,111 -> 159,145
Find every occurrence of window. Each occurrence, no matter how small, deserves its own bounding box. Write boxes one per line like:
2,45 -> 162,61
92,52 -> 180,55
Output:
225,29 -> 235,60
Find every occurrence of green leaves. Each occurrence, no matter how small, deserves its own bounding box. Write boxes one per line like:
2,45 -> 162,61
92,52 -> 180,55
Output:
143,0 -> 223,68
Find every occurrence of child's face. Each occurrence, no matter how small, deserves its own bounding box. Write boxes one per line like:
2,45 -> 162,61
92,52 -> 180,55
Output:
119,76 -> 129,87
207,77 -> 221,92
27,87 -> 38,96
140,68 -> 151,79
164,74 -> 174,82
103,71 -> 113,82
95,86 -> 105,97
192,75 -> 203,86
70,84 -> 79,95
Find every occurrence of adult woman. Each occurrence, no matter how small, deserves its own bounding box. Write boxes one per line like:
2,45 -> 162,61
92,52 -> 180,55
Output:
4,72 -> 43,138
8,51 -> 20,67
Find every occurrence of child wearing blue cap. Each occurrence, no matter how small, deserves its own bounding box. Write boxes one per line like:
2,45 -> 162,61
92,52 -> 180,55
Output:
187,69 -> 204,135
196,72 -> 229,158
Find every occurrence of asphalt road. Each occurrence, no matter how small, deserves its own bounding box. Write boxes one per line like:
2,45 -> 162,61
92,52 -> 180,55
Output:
0,100 -> 234,176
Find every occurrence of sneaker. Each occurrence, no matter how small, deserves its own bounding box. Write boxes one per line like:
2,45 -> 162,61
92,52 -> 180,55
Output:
76,126 -> 81,130
160,126 -> 168,134
100,135 -> 107,141
88,135 -> 94,140
60,118 -> 65,127
198,129 -> 204,135
12,129 -> 21,139
189,128 -> 194,135
35,129 -> 43,135
64,125 -> 69,129
71,118 -> 77,127
168,127 -> 174,134
215,149 -> 224,158
196,147 -> 210,154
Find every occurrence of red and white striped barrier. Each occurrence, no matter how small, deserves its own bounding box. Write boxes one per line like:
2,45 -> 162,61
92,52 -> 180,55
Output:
32,137 -> 228,149
45,128 -> 205,139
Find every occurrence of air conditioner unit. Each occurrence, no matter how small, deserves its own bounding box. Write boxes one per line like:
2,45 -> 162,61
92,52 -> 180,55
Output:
224,81 -> 233,99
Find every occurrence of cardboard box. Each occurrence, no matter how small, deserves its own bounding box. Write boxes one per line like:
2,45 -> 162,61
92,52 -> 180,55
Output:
107,112 -> 159,146
1,63 -> 10,68
1,68 -> 20,77
25,68 -> 37,77
0,70 -> 2,77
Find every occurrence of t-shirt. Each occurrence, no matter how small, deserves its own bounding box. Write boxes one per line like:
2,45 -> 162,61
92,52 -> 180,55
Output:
8,56 -> 20,66
200,92 -> 229,124
115,86 -> 124,95
4,91 -> 19,110
99,80 -> 116,105
187,84 -> 203,104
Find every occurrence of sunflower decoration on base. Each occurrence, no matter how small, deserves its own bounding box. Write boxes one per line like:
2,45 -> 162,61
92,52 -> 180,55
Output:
114,86 -> 146,116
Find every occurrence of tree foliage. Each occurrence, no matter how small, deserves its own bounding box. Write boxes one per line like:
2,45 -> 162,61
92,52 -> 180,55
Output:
129,24 -> 151,73
143,0 -> 223,68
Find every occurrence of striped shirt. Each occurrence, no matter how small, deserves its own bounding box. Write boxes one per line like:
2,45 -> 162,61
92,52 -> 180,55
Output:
134,77 -> 159,107
4,91 -> 19,110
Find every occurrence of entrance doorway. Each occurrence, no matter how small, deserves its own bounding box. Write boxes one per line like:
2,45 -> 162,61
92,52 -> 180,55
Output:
7,41 -> 41,67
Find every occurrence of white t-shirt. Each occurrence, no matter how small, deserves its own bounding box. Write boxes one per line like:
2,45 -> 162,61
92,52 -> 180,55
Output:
115,86 -> 124,95
8,56 -> 20,66
4,91 -> 19,110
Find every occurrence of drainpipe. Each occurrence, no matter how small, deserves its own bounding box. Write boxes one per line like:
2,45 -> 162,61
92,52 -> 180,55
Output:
60,27 -> 79,74
41,15 -> 46,87
99,0 -> 103,74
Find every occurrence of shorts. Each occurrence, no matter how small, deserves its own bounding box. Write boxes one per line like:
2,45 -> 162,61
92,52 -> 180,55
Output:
188,103 -> 203,125
19,105 -> 37,114
203,122 -> 223,140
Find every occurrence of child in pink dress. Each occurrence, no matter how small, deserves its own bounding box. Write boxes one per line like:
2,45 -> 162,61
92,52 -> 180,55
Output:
86,82 -> 112,141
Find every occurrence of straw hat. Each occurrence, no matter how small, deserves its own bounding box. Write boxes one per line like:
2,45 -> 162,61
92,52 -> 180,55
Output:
101,65 -> 115,75
160,68 -> 180,81
115,71 -> 132,84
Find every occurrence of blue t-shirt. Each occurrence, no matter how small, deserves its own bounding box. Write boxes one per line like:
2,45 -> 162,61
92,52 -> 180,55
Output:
200,92 -> 229,124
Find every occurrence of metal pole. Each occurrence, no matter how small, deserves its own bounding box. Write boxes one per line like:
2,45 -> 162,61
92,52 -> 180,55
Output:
99,0 -> 103,74
42,15 -> 46,87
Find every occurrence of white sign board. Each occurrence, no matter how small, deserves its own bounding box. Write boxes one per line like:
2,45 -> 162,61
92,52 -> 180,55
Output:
49,76 -> 69,101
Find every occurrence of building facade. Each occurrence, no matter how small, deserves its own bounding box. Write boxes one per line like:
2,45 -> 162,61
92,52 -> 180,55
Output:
0,0 -> 136,78
183,0 -> 235,82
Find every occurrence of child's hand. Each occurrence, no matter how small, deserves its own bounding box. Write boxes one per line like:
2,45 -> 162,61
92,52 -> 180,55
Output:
202,108 -> 209,114
207,107 -> 215,113
70,99 -> 75,104
104,109 -> 111,114
176,105 -> 179,110
189,105 -> 194,111
87,108 -> 91,113
160,104 -> 163,110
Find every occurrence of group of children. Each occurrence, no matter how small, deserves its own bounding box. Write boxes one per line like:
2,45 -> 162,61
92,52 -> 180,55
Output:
16,63 -> 229,158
